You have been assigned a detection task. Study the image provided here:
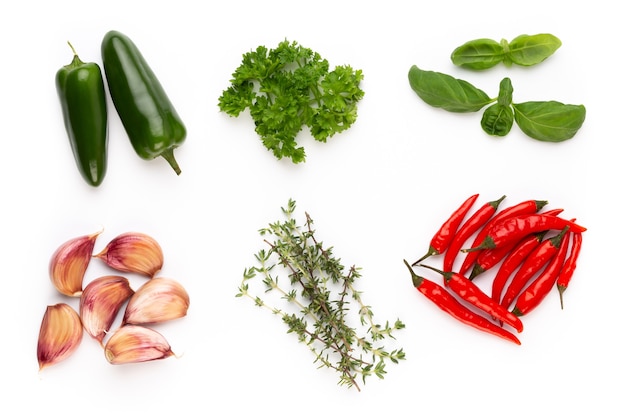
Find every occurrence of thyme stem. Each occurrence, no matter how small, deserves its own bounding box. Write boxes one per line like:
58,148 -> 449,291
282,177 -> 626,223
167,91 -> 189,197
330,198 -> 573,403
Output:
237,199 -> 406,391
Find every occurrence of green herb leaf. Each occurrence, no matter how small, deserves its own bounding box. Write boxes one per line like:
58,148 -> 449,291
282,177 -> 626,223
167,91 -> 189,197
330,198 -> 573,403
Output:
512,101 -> 586,142
508,34 -> 562,66
450,34 -> 562,70
481,103 -> 514,136
238,199 -> 405,391
497,77 -> 513,107
450,38 -> 505,70
217,82 -> 254,117
310,65 -> 364,141
408,65 -> 493,112
481,77 -> 514,136
218,40 -> 364,163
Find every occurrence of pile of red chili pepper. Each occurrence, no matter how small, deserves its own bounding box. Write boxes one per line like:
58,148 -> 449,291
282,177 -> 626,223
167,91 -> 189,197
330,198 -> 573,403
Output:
404,194 -> 585,345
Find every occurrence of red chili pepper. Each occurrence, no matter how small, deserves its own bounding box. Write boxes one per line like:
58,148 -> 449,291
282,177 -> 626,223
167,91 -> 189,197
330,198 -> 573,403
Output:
458,200 -> 548,275
490,231 -> 547,304
442,195 -> 506,273
468,242 -> 515,280
541,208 -> 566,217
557,232 -> 583,309
512,231 -> 571,317
413,194 -> 479,265
499,226 -> 570,311
469,209 -> 564,280
419,264 -> 523,333
403,260 -> 520,345
462,214 -> 585,253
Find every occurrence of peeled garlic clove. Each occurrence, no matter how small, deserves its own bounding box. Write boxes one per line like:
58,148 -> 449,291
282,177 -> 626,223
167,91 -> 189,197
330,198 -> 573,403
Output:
80,275 -> 134,345
94,232 -> 163,277
104,325 -> 175,364
37,303 -> 83,371
49,230 -> 102,296
123,277 -> 190,325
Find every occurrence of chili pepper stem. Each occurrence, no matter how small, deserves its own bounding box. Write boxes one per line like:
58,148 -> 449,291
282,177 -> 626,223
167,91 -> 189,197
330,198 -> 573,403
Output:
160,148 -> 182,175
551,226 -> 569,248
462,236 -> 496,253
469,264 -> 484,280
403,259 -> 423,287
418,264 -> 449,280
412,247 -> 437,266
65,41 -> 85,68
67,41 -> 78,56
557,284 -> 566,309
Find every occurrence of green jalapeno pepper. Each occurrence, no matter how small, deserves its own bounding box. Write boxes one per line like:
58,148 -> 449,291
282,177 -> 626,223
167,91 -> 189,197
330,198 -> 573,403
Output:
101,30 -> 186,175
56,42 -> 108,187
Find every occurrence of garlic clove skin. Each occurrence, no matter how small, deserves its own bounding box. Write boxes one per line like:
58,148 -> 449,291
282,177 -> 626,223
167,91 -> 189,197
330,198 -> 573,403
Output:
37,303 -> 83,371
49,230 -> 102,297
79,275 -> 134,345
104,325 -> 175,364
123,277 -> 190,325
94,232 -> 164,277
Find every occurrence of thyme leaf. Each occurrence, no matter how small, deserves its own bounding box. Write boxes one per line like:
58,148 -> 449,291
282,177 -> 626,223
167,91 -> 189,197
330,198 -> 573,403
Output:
237,199 -> 405,391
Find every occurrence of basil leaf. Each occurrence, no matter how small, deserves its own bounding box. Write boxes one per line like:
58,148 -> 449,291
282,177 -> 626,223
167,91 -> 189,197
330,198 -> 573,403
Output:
481,103 -> 514,136
512,101 -> 586,142
508,34 -> 562,66
450,38 -> 505,70
497,77 -> 513,107
408,65 -> 493,113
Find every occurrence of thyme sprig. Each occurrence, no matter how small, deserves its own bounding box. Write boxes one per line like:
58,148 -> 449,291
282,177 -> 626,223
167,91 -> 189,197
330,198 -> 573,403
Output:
237,199 -> 405,391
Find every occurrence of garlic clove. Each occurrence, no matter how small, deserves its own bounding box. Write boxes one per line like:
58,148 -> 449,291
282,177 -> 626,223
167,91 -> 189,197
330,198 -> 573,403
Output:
104,325 -> 175,364
79,275 -> 134,345
122,277 -> 190,325
37,303 -> 83,371
94,232 -> 164,277
49,230 -> 102,297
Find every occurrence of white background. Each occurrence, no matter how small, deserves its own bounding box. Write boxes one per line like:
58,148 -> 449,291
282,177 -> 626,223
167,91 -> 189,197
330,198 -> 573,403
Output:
1,1 -> 623,415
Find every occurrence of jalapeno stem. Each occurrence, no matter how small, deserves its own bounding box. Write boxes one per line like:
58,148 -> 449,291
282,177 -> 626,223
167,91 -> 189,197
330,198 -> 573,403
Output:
160,148 -> 181,175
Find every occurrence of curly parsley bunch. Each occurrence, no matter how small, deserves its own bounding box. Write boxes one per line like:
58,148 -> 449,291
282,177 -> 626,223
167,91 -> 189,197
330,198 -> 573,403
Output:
218,40 -> 364,163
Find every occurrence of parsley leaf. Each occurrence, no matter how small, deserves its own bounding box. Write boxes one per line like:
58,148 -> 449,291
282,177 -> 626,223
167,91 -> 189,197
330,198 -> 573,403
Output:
218,40 -> 364,163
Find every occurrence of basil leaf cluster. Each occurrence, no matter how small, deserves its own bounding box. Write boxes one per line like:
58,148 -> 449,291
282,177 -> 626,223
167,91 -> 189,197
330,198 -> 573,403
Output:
451,34 -> 562,70
408,66 -> 586,142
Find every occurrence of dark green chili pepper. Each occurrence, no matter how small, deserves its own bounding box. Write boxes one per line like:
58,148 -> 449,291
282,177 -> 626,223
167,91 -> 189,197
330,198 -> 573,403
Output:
56,42 -> 108,187
101,30 -> 186,175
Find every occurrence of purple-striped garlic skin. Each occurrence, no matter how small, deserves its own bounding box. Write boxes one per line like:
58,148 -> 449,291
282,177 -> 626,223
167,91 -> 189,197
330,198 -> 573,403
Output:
94,232 -> 163,277
37,303 -> 84,370
49,230 -> 102,296
80,275 -> 134,345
